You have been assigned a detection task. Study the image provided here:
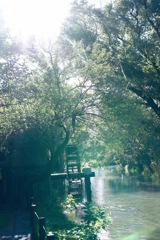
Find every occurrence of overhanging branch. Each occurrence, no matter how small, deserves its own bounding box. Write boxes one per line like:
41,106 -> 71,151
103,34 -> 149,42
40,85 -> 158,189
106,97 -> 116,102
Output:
129,85 -> 160,118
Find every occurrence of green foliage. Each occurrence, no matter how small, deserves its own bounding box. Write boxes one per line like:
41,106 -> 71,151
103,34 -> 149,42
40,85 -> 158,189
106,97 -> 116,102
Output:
37,192 -> 111,240
54,198 -> 111,240
0,0 -> 160,205
61,194 -> 77,211
60,0 -> 160,181
82,202 -> 111,228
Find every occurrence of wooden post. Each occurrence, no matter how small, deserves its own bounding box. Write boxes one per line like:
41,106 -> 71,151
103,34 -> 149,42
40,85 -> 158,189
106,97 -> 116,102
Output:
39,217 -> 46,240
30,204 -> 38,239
85,176 -> 91,202
83,168 -> 92,202
47,232 -> 56,239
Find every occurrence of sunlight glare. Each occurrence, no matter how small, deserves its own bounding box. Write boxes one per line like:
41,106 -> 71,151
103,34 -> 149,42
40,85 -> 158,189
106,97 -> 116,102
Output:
0,0 -> 110,40
1,0 -> 72,39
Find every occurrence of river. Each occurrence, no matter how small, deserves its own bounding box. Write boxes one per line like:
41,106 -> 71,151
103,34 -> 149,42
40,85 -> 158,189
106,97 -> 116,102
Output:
90,167 -> 160,240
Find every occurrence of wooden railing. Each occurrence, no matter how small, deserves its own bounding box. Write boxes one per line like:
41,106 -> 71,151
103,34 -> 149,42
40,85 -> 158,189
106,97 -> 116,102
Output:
30,198 -> 55,240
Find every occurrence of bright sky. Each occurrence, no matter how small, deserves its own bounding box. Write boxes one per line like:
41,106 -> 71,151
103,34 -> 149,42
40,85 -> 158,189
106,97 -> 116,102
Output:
0,0 -> 109,40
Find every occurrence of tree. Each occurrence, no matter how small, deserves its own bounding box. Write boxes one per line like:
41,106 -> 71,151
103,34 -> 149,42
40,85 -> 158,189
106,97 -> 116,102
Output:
0,22 -> 104,203
0,27 -> 32,145
94,0 -> 160,118
60,0 -> 160,177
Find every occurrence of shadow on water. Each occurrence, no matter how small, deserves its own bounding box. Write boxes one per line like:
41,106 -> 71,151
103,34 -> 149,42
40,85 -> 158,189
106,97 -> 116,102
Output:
108,177 -> 160,194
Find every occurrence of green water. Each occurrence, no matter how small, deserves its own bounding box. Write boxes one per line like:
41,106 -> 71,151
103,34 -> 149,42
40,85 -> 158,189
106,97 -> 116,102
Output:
91,168 -> 160,240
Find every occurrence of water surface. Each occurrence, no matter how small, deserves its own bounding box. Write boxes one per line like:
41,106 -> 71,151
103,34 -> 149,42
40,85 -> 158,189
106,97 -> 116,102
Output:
91,167 -> 160,240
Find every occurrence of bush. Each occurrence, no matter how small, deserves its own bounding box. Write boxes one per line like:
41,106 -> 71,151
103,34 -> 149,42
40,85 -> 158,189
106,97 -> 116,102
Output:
53,196 -> 111,240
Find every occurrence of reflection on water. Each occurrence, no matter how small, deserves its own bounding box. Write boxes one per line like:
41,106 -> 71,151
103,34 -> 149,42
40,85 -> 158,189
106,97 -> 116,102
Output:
91,167 -> 160,240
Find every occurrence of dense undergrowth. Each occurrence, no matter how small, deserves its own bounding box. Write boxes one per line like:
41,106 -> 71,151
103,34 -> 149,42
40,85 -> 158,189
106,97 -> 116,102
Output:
37,190 -> 111,240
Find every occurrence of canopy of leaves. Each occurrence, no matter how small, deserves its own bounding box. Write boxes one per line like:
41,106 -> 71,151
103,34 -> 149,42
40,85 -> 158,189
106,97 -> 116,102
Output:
60,0 -> 160,176
0,0 -> 160,181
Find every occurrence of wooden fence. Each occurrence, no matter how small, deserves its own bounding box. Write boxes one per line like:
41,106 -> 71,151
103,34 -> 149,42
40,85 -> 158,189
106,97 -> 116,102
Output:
30,198 -> 55,240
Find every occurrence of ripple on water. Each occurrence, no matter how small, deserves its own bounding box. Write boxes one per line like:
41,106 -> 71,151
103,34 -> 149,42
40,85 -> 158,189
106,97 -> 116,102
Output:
91,167 -> 160,240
